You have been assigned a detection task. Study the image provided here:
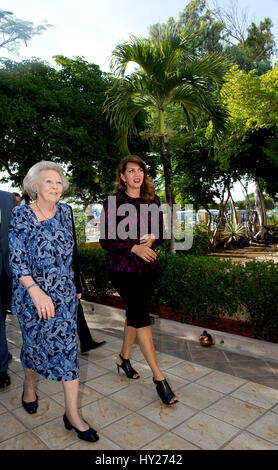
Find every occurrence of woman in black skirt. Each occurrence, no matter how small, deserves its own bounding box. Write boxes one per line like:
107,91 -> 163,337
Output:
100,155 -> 178,405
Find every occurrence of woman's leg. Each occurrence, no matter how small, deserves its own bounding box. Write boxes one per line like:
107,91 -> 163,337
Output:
116,321 -> 140,378
109,272 -> 139,377
136,326 -> 164,380
137,326 -> 177,404
23,368 -> 37,402
120,321 -> 136,358
62,378 -> 89,431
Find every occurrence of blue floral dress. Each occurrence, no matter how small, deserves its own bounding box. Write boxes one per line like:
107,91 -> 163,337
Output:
9,203 -> 79,381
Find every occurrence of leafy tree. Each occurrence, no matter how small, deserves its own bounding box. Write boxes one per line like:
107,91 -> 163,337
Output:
245,18 -> 276,62
149,0 -> 224,54
0,8 -> 51,55
48,56 -> 123,204
213,64 -> 278,164
0,57 -> 146,204
208,64 -> 278,239
151,0 -> 276,74
0,60 -> 62,186
104,27 -> 229,252
171,129 -> 226,211
210,1 -> 276,73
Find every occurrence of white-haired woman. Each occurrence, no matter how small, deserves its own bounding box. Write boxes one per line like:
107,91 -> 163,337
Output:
9,161 -> 99,443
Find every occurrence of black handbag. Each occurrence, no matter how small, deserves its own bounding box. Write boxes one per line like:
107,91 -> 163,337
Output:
62,205 -> 88,294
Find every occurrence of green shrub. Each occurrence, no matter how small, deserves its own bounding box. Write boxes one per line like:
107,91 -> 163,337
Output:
190,223 -> 210,255
241,260 -> 278,340
78,248 -> 278,340
154,254 -> 242,320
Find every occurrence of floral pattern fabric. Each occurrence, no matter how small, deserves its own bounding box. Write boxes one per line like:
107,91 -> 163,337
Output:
9,203 -> 79,381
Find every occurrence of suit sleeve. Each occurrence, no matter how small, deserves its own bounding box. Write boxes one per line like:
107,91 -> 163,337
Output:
9,207 -> 32,279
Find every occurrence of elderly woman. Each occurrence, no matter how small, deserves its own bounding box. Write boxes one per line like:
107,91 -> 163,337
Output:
9,161 -> 99,443
100,155 -> 178,405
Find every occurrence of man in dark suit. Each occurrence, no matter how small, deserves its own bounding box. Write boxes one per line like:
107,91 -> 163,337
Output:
0,190 -> 17,388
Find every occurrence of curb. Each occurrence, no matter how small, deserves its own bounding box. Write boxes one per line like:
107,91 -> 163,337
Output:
153,317 -> 278,362
87,301 -> 278,362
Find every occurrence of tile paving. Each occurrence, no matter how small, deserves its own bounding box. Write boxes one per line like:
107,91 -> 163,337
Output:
1,301 -> 278,450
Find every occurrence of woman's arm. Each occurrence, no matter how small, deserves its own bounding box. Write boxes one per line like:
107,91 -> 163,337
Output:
9,207 -> 55,320
139,196 -> 165,250
130,243 -> 157,262
19,275 -> 55,319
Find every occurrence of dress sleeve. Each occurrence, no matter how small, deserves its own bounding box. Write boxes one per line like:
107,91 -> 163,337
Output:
9,207 -> 32,279
99,196 -> 139,255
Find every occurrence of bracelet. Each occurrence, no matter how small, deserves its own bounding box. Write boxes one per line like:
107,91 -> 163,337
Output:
26,283 -> 39,292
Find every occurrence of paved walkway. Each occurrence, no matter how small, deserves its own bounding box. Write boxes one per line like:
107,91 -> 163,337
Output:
1,301 -> 278,450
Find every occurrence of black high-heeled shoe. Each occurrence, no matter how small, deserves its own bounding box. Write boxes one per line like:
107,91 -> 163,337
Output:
153,378 -> 178,405
116,354 -> 140,379
21,391 -> 39,414
63,413 -> 99,443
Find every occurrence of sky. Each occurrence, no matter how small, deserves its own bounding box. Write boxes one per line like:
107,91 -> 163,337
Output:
1,0 -> 277,199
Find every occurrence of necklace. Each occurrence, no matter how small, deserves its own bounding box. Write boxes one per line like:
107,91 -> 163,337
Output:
35,202 -> 55,220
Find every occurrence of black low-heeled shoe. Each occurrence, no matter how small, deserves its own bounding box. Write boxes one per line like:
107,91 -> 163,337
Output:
63,413 -> 99,443
21,392 -> 39,414
153,378 -> 178,405
116,354 -> 140,379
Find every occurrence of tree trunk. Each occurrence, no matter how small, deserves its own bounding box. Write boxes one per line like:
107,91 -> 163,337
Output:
228,189 -> 238,225
203,205 -> 212,228
254,179 -> 269,240
160,135 -> 176,253
210,182 -> 230,247
239,179 -> 256,239
159,108 -> 176,253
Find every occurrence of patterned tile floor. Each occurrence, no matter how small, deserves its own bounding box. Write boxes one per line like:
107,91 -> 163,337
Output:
1,301 -> 278,450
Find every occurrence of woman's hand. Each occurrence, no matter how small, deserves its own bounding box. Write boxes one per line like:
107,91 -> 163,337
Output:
28,286 -> 55,320
139,233 -> 156,247
77,293 -> 82,300
131,244 -> 157,262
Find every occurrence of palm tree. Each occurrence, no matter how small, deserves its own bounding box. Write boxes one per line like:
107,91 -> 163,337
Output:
104,27 -> 229,252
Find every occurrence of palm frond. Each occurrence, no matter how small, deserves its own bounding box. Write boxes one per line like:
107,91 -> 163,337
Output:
103,76 -> 157,153
106,29 -> 230,153
110,29 -> 198,82
110,37 -> 162,78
